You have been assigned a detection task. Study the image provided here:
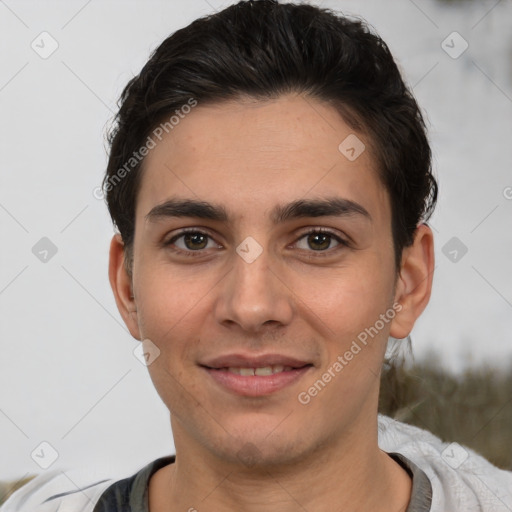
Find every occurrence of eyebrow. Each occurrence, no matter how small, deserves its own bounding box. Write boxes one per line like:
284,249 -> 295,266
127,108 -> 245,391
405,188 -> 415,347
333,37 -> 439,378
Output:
145,197 -> 371,224
272,197 -> 371,223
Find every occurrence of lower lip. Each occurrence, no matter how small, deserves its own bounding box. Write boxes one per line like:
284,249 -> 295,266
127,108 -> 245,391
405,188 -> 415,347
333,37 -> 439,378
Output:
203,366 -> 312,397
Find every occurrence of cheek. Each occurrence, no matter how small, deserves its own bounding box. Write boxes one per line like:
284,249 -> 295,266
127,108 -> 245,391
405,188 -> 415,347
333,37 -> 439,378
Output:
291,258 -> 394,341
135,259 -> 212,332
135,273 -> 211,414
134,272 -> 208,386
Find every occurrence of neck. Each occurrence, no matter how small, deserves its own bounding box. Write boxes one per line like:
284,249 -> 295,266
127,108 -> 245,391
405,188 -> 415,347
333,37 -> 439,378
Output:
149,414 -> 412,512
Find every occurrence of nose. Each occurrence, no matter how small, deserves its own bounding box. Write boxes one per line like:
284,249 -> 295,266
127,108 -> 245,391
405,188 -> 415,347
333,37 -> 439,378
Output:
214,243 -> 294,334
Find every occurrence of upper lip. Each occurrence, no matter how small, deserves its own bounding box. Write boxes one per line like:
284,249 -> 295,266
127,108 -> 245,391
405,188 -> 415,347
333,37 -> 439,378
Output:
201,353 -> 312,369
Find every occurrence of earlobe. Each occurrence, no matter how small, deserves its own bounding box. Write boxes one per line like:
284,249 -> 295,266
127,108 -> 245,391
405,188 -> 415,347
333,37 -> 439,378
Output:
390,224 -> 435,340
108,234 -> 141,340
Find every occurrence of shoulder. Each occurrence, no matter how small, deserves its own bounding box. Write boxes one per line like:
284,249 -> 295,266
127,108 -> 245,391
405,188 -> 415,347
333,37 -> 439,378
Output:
1,456 -> 175,512
378,414 -> 512,511
0,468 -> 115,512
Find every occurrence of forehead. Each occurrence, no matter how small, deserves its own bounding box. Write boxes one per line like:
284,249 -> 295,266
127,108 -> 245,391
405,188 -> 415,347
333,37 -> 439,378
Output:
136,94 -> 389,224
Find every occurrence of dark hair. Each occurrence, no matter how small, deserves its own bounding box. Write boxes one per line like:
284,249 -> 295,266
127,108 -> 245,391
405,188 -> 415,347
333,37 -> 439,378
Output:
103,0 -> 437,272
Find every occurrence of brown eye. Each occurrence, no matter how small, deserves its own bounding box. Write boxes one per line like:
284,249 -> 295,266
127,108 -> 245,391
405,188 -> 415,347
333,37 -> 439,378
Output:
307,233 -> 332,250
183,232 -> 208,250
295,230 -> 342,252
165,230 -> 219,253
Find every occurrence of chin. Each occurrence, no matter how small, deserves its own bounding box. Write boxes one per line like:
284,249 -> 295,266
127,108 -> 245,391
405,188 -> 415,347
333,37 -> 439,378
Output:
220,439 -> 305,470
206,418 -> 311,469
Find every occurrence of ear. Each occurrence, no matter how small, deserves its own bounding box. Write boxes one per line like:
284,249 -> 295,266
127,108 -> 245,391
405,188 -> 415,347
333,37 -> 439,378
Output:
108,234 -> 141,340
390,224 -> 435,339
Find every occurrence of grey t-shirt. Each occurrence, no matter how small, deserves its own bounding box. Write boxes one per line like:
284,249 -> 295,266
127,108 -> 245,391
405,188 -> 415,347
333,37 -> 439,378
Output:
91,453 -> 432,511
390,452 -> 433,512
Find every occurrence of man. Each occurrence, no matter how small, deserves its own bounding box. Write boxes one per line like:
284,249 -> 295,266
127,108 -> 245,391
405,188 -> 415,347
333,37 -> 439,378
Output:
3,1 -> 511,510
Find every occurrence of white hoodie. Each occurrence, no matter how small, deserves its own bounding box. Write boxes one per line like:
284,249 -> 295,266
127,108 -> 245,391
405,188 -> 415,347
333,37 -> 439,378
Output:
2,415 -> 511,511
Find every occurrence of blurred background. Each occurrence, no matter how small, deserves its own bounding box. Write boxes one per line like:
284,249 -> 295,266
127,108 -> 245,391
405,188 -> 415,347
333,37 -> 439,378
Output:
1,0 -> 511,498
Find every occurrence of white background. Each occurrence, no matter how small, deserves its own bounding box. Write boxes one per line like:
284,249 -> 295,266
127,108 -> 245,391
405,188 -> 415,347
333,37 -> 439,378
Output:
1,0 -> 511,481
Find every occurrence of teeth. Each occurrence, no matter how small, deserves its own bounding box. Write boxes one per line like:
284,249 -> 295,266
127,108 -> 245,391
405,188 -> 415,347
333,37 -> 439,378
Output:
255,366 -> 273,376
227,365 -> 292,376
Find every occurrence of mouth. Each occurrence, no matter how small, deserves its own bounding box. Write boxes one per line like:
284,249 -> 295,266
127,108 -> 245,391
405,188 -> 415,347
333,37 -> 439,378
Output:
200,354 -> 314,397
213,365 -> 303,376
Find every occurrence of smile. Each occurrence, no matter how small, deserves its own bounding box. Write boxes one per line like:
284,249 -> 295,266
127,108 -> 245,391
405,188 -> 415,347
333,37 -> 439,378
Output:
220,365 -> 295,376
202,359 -> 313,397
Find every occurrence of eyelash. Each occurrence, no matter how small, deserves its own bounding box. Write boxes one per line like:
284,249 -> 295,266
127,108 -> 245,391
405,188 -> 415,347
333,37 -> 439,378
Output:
163,227 -> 349,258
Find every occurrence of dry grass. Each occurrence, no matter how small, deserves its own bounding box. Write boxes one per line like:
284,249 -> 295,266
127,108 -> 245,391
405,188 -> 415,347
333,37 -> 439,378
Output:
379,354 -> 512,470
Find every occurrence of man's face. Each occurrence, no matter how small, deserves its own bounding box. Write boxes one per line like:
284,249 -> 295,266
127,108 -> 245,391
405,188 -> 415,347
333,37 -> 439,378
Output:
128,94 -> 400,465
